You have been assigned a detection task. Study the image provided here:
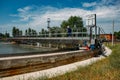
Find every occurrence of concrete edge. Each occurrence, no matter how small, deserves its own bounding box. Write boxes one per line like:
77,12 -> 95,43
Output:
0,50 -> 84,60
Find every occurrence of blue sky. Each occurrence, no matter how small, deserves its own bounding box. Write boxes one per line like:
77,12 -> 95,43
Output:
0,0 -> 120,35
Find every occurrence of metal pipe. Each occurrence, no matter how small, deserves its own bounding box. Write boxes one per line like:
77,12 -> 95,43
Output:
112,20 -> 114,46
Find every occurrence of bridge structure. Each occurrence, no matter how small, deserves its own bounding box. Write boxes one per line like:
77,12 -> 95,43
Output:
7,14 -> 101,49
7,32 -> 90,49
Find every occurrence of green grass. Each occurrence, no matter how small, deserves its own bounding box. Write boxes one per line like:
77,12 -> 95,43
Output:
34,43 -> 120,80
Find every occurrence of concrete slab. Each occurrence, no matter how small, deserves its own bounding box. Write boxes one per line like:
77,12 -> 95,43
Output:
0,50 -> 84,60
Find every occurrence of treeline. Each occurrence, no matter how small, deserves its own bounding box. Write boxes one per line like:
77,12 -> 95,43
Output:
0,32 -> 10,38
12,27 -> 38,37
114,31 -> 120,39
12,16 -> 86,37
25,28 -> 37,36
12,27 -> 22,37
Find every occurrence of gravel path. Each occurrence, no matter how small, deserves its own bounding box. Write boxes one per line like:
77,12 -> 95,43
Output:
0,47 -> 112,80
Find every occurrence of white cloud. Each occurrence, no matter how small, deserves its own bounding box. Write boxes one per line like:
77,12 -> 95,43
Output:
100,0 -> 114,5
83,2 -> 97,7
17,6 -> 32,13
82,0 -> 115,8
10,6 -> 33,21
6,2 -> 120,35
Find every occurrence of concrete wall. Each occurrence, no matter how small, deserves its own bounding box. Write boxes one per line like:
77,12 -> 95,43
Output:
0,50 -> 97,77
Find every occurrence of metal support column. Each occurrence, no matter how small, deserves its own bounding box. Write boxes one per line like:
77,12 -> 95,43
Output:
90,27 -> 92,42
98,27 -> 100,39
94,14 -> 97,39
112,20 -> 114,46
47,18 -> 51,48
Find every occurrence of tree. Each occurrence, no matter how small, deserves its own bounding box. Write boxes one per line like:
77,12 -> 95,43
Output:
61,16 -> 87,37
114,31 -> 120,39
28,28 -> 32,36
0,32 -> 10,38
12,27 -> 16,37
61,21 -> 69,30
61,16 -> 84,29
25,30 -> 28,36
50,26 -> 63,37
12,27 -> 23,37
40,28 -> 48,37
0,33 -> 5,38
16,28 -> 19,36
19,30 -> 22,36
25,28 -> 37,36
31,29 -> 37,36
5,31 -> 10,38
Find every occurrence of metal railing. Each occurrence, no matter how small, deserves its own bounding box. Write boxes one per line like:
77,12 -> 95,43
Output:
18,32 -> 88,38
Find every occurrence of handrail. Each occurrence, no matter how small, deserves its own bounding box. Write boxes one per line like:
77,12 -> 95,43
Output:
14,32 -> 88,38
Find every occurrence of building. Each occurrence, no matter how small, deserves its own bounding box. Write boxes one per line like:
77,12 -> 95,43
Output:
100,34 -> 116,41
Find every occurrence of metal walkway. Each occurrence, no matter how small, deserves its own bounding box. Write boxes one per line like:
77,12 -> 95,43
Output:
7,37 -> 89,44
7,32 -> 89,44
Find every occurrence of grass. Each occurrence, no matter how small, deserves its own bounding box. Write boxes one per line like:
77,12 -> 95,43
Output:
32,42 -> 120,80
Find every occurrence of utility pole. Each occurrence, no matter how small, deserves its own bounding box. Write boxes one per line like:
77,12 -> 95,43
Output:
47,18 -> 51,37
112,20 -> 114,46
47,18 -> 51,47
94,14 -> 97,39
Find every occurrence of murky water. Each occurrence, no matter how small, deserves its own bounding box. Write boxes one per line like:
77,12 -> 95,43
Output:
0,42 -> 53,54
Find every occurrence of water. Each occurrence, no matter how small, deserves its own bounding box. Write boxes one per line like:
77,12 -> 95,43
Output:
0,42 -> 53,54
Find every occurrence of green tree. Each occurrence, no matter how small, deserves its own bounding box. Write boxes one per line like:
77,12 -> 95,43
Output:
31,29 -> 37,36
12,27 -> 16,37
50,26 -> 63,37
25,28 -> 37,36
0,32 -> 10,38
61,16 -> 87,37
0,33 -> 5,38
12,27 -> 23,37
5,31 -> 10,38
28,28 -> 32,36
61,16 -> 84,29
114,31 -> 120,39
61,21 -> 69,30
6,33 -> 10,37
50,27 -> 57,37
25,29 -> 28,36
19,30 -> 22,36
16,28 -> 19,36
40,28 -> 48,37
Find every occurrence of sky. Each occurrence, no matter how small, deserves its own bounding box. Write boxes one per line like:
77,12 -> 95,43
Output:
0,0 -> 120,35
